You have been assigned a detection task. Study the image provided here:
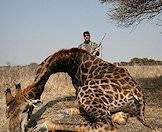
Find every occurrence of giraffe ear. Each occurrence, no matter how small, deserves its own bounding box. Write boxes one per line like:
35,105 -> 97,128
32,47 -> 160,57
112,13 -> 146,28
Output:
15,83 -> 23,98
15,83 -> 21,90
4,88 -> 15,106
4,88 -> 11,94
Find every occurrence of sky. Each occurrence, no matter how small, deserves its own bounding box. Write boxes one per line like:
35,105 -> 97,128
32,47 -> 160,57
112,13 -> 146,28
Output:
0,0 -> 162,66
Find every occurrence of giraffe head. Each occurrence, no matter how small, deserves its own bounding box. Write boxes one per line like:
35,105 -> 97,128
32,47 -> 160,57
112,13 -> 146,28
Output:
4,83 -> 40,132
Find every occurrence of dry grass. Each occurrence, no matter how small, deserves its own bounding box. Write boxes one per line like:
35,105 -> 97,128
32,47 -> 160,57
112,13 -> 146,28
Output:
0,65 -> 162,131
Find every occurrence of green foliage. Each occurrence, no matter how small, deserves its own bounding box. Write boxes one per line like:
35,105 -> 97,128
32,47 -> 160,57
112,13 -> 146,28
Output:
115,57 -> 162,66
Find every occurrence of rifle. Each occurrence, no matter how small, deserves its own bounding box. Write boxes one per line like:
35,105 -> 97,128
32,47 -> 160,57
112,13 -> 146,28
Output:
98,33 -> 107,47
92,33 -> 107,57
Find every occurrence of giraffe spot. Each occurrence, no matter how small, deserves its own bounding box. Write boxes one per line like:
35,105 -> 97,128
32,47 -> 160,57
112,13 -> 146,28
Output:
105,90 -> 113,95
84,95 -> 89,98
119,79 -> 127,85
99,63 -> 103,66
81,98 -> 85,103
124,98 -> 127,102
91,85 -> 98,89
89,80 -> 95,85
82,86 -> 88,91
129,81 -> 135,86
81,65 -> 89,73
98,104 -> 102,108
101,97 -> 109,104
114,75 -> 121,79
119,68 -> 125,73
115,94 -> 119,100
101,79 -> 109,84
110,79 -> 119,85
85,81 -> 89,85
94,69 -> 100,75
84,61 -> 92,68
114,101 -> 117,105
84,100 -> 91,105
108,63 -> 115,68
120,94 -> 124,99
95,80 -> 100,84
89,65 -> 98,73
134,88 -> 143,98
119,100 -> 123,102
123,85 -> 132,89
123,91 -> 129,96
114,68 -> 119,72
94,89 -> 103,94
88,74 -> 93,78
121,73 -> 127,77
89,96 -> 93,100
90,94 -> 95,97
82,74 -> 87,81
125,77 -> 130,82
92,108 -> 97,112
79,92 -> 84,97
85,89 -> 92,94
92,101 -> 97,105
106,74 -> 113,78
111,84 -> 122,92
83,54 -> 90,62
102,106 -> 107,110
112,87 -> 118,93
96,93 -> 103,97
103,63 -> 109,67
95,74 -> 103,79
101,85 -> 110,90
105,94 -> 113,103
99,70 -> 107,75
121,102 -> 126,106
113,72 -> 119,76
93,59 -> 100,65
98,109 -> 103,114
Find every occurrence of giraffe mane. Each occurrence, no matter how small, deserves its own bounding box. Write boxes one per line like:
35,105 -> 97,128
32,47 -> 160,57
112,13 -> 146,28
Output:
50,48 -> 92,61
51,48 -> 92,61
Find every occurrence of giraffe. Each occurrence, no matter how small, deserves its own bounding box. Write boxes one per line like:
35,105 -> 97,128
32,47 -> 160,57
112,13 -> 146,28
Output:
5,48 -> 152,131
4,83 -> 36,132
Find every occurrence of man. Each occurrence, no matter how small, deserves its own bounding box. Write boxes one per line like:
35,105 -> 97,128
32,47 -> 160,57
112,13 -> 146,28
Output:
78,31 -> 100,56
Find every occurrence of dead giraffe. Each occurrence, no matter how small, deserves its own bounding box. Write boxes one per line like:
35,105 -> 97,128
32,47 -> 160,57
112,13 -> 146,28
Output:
4,85 -> 116,132
5,48 -> 152,131
4,83 -> 38,132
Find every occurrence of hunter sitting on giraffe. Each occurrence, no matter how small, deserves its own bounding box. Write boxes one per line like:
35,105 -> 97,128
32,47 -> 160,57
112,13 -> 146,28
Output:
4,47 -> 152,131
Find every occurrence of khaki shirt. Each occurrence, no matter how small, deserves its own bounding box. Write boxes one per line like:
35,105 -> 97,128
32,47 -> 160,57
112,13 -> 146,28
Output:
78,41 -> 99,54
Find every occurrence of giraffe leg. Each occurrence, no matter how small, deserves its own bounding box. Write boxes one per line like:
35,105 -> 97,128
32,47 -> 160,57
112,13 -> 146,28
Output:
137,104 -> 152,129
136,99 -> 152,129
92,115 -> 118,132
80,104 -> 117,131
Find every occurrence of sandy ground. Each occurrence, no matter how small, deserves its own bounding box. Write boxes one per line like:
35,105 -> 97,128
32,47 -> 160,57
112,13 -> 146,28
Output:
0,69 -> 162,132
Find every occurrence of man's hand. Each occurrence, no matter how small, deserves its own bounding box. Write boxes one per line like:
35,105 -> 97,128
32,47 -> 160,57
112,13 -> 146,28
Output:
92,47 -> 100,56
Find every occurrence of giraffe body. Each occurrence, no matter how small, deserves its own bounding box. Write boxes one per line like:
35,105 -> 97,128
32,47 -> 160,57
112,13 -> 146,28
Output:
5,48 -> 151,131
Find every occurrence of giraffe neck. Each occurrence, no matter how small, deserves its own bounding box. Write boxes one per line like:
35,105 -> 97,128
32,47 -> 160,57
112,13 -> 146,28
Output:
23,48 -> 94,99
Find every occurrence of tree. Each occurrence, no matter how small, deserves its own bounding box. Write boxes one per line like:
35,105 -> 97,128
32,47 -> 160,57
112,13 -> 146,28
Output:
99,0 -> 162,27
